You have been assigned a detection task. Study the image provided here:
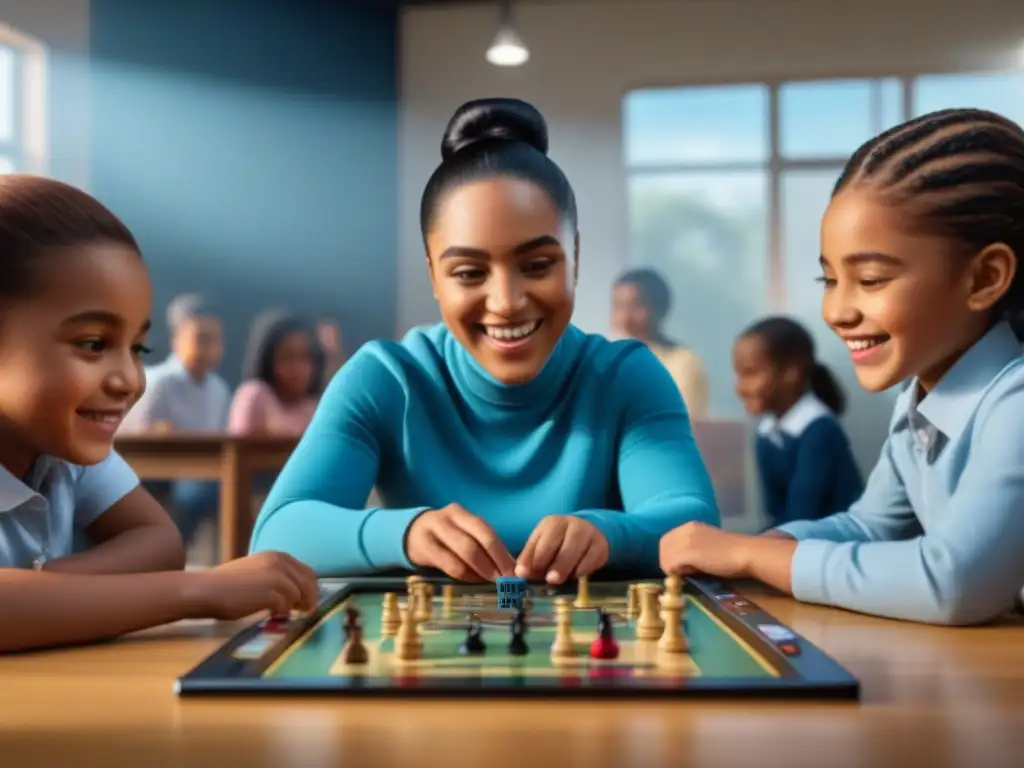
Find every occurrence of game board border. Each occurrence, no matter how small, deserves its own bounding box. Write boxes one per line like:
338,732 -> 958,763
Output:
174,576 -> 860,700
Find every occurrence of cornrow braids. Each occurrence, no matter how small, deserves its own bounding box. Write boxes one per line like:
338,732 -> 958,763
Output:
833,108 -> 1024,315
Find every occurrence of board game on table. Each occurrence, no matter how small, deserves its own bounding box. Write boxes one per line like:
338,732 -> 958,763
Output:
175,575 -> 859,699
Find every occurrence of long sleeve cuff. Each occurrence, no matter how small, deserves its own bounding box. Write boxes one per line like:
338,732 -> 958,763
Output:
775,519 -> 824,540
789,538 -> 842,604
360,506 -> 431,570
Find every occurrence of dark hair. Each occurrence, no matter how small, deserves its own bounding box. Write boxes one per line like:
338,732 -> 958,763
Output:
742,315 -> 846,415
0,174 -> 139,301
834,107 -> 1024,317
241,309 -> 324,397
420,98 -> 577,238
614,267 -> 674,344
167,293 -> 217,332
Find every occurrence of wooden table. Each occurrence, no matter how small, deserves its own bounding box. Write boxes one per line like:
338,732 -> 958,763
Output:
114,434 -> 298,563
3,585 -> 1022,767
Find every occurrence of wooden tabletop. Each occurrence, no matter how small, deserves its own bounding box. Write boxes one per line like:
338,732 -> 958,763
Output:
3,586 -> 1023,767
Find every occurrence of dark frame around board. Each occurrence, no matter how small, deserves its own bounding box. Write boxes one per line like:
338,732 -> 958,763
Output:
174,575 -> 860,700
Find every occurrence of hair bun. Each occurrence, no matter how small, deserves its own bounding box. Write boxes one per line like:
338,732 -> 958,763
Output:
441,98 -> 549,160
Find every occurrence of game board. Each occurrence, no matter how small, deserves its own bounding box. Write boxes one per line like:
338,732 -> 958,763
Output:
175,576 -> 859,699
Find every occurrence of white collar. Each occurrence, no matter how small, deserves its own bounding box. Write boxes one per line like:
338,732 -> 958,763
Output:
758,392 -> 831,442
0,456 -> 62,513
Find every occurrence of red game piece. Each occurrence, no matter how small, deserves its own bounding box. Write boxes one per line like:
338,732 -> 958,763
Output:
589,609 -> 620,659
263,613 -> 290,632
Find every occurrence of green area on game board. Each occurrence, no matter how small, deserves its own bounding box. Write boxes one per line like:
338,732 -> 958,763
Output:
265,585 -> 774,680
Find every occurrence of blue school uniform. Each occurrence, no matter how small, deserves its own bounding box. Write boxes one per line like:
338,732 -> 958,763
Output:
250,323 -> 719,575
755,393 -> 863,528
0,451 -> 140,569
777,321 -> 1024,625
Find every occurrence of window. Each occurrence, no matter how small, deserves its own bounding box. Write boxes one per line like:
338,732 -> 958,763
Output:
625,70 -> 1024,416
624,69 -> 1024,522
623,85 -> 770,419
0,24 -> 48,175
914,71 -> 1024,127
624,85 -> 769,166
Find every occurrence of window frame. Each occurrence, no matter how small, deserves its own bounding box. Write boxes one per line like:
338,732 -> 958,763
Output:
0,23 -> 48,175
622,67 -> 1020,309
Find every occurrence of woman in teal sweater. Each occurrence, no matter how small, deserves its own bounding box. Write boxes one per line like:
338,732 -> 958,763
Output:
250,98 -> 719,582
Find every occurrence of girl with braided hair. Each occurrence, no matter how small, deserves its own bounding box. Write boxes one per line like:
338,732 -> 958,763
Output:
660,108 -> 1024,625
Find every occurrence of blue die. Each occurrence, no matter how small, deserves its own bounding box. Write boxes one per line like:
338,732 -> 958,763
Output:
496,577 -> 528,610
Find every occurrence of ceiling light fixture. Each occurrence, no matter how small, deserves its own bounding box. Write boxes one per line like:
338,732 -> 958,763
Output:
486,1 -> 529,67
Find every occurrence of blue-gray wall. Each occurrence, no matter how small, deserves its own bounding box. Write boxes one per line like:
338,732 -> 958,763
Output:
89,0 -> 398,386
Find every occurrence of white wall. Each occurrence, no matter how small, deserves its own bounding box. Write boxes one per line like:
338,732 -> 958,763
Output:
0,0 -> 90,187
399,0 -> 1024,336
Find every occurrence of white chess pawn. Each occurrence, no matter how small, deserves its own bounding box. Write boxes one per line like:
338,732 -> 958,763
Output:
635,584 -> 664,640
550,597 -> 577,659
657,592 -> 687,654
395,604 -> 422,661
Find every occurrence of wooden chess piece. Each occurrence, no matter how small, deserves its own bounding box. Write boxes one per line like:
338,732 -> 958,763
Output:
403,573 -> 423,593
442,584 -> 454,619
381,592 -> 401,636
413,582 -> 432,623
657,588 -> 687,654
459,617 -> 486,655
341,606 -> 369,664
635,584 -> 664,640
589,608 -> 620,660
664,574 -> 683,600
508,606 -> 529,655
550,597 -> 577,660
394,603 -> 422,661
573,575 -> 590,608
626,584 -> 639,620
424,583 -> 435,618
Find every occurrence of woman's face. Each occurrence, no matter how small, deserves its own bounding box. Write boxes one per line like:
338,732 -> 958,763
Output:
272,329 -> 314,399
610,282 -> 652,340
425,177 -> 577,385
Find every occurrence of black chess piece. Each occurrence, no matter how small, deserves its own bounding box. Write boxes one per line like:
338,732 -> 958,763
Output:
345,605 -> 360,633
342,605 -> 368,664
508,606 -> 529,656
459,618 -> 486,655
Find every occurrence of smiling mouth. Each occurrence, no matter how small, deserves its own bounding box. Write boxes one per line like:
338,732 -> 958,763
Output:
843,334 -> 890,352
479,319 -> 543,342
77,410 -> 125,425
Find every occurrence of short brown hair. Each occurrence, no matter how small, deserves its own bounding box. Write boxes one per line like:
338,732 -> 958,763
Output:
0,174 -> 139,300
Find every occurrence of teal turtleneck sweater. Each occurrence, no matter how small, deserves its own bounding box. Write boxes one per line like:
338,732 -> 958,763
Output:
249,323 -> 719,575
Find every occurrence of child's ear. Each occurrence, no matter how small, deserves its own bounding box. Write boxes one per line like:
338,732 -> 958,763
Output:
966,242 -> 1016,312
781,364 -> 803,387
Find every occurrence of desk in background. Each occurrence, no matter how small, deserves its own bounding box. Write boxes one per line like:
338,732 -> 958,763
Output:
114,434 -> 298,562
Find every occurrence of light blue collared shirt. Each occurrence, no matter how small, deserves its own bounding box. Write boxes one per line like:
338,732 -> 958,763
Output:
0,451 -> 140,569
119,355 -> 230,434
777,321 -> 1024,625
